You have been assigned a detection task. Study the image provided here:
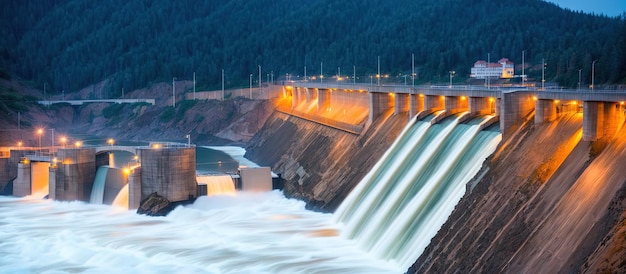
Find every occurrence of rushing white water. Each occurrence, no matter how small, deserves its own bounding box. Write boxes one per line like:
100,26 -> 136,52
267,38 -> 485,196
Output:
335,114 -> 502,269
197,175 -> 236,196
90,166 -> 109,204
0,192 -> 401,273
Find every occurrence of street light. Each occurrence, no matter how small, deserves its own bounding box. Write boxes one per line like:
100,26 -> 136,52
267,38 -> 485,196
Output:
591,60 -> 597,91
249,73 -> 253,99
107,138 -> 114,146
60,136 -> 67,148
449,70 -> 455,88
172,77 -> 177,107
37,128 -> 43,150
185,134 -> 190,147
49,128 -> 54,148
578,68 -> 582,90
542,58 -> 546,90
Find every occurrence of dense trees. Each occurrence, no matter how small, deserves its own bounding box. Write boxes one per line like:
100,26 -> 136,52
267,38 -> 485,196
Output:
1,0 -> 624,97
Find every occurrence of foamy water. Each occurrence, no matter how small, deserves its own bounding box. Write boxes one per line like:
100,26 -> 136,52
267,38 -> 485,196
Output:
0,191 -> 400,273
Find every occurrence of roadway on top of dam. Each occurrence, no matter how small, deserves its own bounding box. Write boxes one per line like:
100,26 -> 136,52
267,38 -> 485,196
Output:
288,82 -> 626,102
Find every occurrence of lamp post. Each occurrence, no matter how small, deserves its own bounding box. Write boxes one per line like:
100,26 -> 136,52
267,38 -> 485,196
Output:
60,136 -> 67,148
221,69 -> 224,100
320,62 -> 323,83
449,70 -> 455,88
185,134 -> 190,147
193,72 -> 196,100
377,55 -> 380,86
521,50 -> 525,86
107,138 -> 114,146
172,77 -> 177,107
541,58 -> 546,90
412,53 -> 415,88
258,65 -> 261,88
591,60 -> 597,91
353,65 -> 356,84
249,73 -> 253,99
37,129 -> 43,151
578,69 -> 582,90
49,129 -> 54,148
304,66 -> 307,82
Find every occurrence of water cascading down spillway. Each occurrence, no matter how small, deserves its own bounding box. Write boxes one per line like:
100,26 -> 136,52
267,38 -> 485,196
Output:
197,175 -> 236,196
334,112 -> 502,269
89,166 -> 109,204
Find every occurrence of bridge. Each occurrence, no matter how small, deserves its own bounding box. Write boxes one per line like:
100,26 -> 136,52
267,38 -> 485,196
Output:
38,98 -> 155,106
282,82 -> 626,141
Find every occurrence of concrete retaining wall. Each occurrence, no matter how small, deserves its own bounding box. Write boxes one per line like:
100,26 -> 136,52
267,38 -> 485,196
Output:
138,147 -> 196,202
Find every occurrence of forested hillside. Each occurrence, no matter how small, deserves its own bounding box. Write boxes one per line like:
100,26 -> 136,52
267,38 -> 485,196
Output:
1,0 -> 624,98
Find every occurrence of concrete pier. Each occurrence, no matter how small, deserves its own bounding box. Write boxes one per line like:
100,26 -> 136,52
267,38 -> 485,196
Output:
12,159 -> 31,196
369,92 -> 392,123
445,96 -> 469,115
409,94 -> 425,119
49,148 -> 96,201
394,93 -> 410,115
469,96 -> 495,116
535,99 -> 557,124
137,146 -> 196,203
317,88 -> 331,112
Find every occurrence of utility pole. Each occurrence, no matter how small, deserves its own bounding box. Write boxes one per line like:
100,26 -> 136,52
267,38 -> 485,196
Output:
320,62 -> 323,83
304,66 -> 307,82
258,65 -> 261,88
221,69 -> 224,100
353,65 -> 356,84
172,77 -> 176,107
542,58 -> 546,90
592,60 -> 597,91
522,50 -> 525,86
193,72 -> 196,100
487,53 -> 490,89
249,74 -> 253,99
412,53 -> 415,88
377,55 -> 380,86
578,69 -> 582,90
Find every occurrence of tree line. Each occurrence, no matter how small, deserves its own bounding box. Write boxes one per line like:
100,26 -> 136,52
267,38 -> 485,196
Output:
1,0 -> 624,98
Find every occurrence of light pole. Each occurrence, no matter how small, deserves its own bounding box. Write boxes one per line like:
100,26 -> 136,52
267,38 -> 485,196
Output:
541,58 -> 546,90
304,66 -> 307,82
353,65 -> 356,84
221,69 -> 224,100
412,53 -> 415,88
449,70 -> 455,88
107,138 -> 114,146
185,134 -> 190,147
522,50 -> 525,86
49,128 -> 54,148
377,55 -> 380,86
592,60 -> 597,91
258,65 -> 261,88
37,128 -> 43,152
193,72 -> 196,100
249,73 -> 253,99
320,62 -> 323,83
172,77 -> 177,107
578,68 -> 582,90
487,53 -> 490,89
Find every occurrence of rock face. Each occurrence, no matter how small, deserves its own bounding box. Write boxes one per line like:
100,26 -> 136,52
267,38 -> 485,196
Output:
245,110 -> 408,212
137,192 -> 171,216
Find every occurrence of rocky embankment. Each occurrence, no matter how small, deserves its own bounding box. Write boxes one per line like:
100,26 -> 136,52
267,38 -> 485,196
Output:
0,78 -> 274,146
245,110 -> 408,212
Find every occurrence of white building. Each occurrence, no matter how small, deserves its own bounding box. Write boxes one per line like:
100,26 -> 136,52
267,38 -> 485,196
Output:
470,58 -> 514,79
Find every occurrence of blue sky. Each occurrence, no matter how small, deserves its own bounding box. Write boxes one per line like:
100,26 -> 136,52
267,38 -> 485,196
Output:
546,0 -> 626,17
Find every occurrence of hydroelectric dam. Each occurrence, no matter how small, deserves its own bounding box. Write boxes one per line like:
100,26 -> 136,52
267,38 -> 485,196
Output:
1,82 -> 625,272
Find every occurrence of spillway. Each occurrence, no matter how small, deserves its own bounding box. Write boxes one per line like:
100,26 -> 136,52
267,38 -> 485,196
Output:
90,166 -> 109,204
197,175 -> 236,196
335,113 -> 501,269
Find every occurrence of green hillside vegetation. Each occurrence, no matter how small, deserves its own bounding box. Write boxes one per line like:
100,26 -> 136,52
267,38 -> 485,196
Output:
1,0 -> 624,98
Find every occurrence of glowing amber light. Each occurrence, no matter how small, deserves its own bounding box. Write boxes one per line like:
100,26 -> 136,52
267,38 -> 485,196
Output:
621,101 -> 624,105
17,141 -> 22,147
488,97 -> 495,102
152,144 -> 162,149
554,100 -> 560,104
533,96 -> 538,101
107,138 -> 114,146
75,141 -> 82,148
123,168 -> 131,175
460,96 -> 466,101
440,96 -> 445,100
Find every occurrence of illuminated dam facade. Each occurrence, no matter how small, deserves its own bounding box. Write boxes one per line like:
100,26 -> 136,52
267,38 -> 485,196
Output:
283,82 -> 626,141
